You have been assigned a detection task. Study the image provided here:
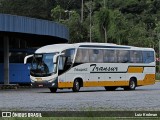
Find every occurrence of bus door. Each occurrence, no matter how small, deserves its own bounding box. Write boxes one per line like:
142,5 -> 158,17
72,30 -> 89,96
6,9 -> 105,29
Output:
58,49 -> 75,87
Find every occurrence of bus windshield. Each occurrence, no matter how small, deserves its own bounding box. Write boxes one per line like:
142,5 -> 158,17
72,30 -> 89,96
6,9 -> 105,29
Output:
30,53 -> 57,77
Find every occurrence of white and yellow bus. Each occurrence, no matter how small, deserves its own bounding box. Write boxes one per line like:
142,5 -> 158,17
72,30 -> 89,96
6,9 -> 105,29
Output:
24,43 -> 155,92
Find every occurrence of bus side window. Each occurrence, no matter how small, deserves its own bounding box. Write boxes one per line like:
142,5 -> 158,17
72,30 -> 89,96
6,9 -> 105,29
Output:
104,50 -> 117,63
75,49 -> 89,63
142,51 -> 154,63
97,50 -> 104,62
117,50 -> 129,63
59,56 -> 65,70
89,49 -> 103,63
130,51 -> 143,63
67,49 -> 75,64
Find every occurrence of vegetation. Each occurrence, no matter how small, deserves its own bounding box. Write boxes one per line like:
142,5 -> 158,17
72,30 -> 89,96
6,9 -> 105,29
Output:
0,0 -> 160,51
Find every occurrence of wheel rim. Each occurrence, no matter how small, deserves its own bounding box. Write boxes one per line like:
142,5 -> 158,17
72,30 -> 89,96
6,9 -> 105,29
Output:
130,81 -> 135,89
75,81 -> 79,90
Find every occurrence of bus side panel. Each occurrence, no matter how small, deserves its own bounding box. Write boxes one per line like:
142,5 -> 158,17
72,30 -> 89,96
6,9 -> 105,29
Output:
65,69 -> 87,88
86,73 -> 128,87
58,64 -> 88,88
10,64 -> 31,84
58,74 -> 69,88
57,63 -> 155,88
143,66 -> 155,74
66,73 -> 86,87
138,66 -> 155,85
58,73 -> 78,88
126,66 -> 155,86
0,63 -> 31,84
85,63 -> 128,87
141,74 -> 155,85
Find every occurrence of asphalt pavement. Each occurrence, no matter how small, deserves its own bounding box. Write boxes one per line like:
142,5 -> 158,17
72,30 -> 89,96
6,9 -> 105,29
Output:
0,82 -> 160,111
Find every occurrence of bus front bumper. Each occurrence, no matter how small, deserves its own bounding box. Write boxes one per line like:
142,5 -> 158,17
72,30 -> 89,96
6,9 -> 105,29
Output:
31,78 -> 58,88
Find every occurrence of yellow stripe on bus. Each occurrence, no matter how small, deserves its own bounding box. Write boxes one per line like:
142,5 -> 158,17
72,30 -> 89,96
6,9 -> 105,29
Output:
58,74 -> 155,88
83,81 -> 129,87
127,67 -> 144,73
58,82 -> 73,88
137,74 -> 155,86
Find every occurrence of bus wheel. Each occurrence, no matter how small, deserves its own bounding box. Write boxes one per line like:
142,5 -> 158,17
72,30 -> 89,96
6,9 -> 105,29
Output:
104,87 -> 117,91
49,87 -> 57,93
72,79 -> 80,92
124,78 -> 136,90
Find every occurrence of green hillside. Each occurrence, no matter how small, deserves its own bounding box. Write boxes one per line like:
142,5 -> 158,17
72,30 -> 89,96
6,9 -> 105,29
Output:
0,0 -> 160,51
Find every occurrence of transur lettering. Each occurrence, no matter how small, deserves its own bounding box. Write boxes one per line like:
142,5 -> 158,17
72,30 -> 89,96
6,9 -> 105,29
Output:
90,64 -> 118,72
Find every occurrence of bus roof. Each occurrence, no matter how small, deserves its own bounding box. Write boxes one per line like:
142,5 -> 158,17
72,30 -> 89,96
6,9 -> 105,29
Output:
35,42 -> 154,53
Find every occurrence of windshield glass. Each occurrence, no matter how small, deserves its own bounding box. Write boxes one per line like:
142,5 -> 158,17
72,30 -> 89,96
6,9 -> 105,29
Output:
30,53 -> 57,77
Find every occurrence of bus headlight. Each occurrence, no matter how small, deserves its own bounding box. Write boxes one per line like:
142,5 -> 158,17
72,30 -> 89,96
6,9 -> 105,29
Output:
48,79 -> 55,83
31,79 -> 35,83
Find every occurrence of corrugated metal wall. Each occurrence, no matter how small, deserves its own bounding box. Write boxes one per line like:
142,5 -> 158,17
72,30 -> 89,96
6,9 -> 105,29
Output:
0,14 -> 69,40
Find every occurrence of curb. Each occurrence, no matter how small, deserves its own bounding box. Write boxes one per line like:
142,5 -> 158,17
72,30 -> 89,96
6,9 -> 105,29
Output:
0,84 -> 18,89
0,84 -> 32,89
17,86 -> 32,88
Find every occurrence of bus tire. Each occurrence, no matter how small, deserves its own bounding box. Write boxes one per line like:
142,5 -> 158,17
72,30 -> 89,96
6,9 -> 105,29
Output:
72,79 -> 80,92
49,87 -> 57,93
124,78 -> 136,90
104,86 -> 117,91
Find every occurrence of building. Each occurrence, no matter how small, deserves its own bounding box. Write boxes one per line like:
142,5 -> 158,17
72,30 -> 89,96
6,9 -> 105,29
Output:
0,14 -> 69,85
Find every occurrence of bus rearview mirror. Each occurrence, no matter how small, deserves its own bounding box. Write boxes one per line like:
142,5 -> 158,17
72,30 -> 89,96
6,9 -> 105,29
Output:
24,54 -> 33,64
53,53 -> 65,63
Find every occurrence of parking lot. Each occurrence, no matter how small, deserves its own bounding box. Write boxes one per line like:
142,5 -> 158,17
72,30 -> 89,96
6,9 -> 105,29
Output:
0,82 -> 160,111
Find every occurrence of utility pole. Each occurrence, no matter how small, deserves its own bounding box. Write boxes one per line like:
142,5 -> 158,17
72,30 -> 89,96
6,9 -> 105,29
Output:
157,32 -> 160,73
2,36 -> 17,89
159,33 -> 160,73
89,0 -> 92,42
4,36 -> 9,85
104,0 -> 106,8
103,0 -> 108,43
81,0 -> 84,23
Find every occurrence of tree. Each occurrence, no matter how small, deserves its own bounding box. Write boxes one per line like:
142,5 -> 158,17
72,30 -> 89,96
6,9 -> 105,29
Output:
2,0 -> 159,49
96,7 -> 110,43
65,11 -> 87,43
54,0 -> 81,11
127,23 -> 152,47
108,10 -> 128,44
51,5 -> 65,22
0,0 -> 54,19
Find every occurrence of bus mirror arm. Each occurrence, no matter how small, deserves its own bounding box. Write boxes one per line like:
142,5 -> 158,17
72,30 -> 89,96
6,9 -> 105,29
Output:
53,53 -> 65,63
24,54 -> 33,64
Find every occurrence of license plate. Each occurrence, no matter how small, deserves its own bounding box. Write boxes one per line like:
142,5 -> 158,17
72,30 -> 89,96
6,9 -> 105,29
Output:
36,78 -> 42,81
38,85 -> 43,87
